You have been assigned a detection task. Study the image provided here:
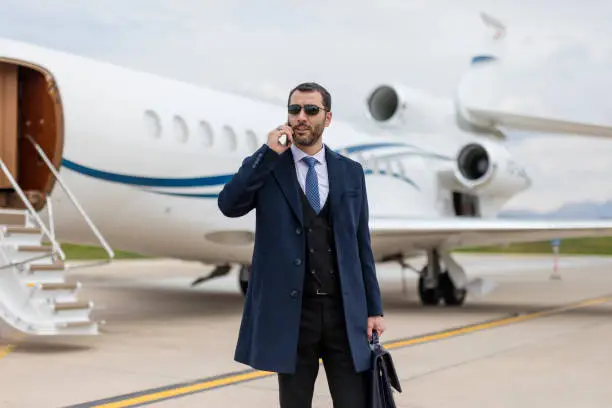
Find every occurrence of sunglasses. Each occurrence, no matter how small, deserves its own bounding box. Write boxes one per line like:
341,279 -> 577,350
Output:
287,104 -> 326,116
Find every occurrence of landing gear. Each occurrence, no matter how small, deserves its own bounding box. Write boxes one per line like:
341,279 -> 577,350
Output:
418,249 -> 467,306
191,264 -> 232,287
238,265 -> 250,296
191,263 -> 251,297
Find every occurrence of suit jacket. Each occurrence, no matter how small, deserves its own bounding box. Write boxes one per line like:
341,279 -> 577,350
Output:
217,143 -> 384,374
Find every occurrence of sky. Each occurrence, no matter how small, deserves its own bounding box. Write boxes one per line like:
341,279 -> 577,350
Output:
1,0 -> 611,212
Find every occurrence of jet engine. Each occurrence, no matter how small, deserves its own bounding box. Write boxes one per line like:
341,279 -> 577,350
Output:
366,84 -> 403,124
454,139 -> 531,197
365,83 -> 454,131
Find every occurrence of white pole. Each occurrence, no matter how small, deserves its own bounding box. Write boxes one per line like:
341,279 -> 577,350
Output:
550,239 -> 562,280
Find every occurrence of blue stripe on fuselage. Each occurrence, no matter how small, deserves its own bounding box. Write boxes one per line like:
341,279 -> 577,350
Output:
146,190 -> 220,198
342,142 -> 413,153
62,158 -> 232,187
60,142 -> 428,194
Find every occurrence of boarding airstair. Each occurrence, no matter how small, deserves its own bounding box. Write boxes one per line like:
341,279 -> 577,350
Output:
0,134 -> 113,336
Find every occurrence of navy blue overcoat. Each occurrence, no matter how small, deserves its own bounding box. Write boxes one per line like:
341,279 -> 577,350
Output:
217,143 -> 383,374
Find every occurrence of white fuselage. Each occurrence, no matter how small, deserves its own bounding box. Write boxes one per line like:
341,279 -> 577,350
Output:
0,37 -> 530,265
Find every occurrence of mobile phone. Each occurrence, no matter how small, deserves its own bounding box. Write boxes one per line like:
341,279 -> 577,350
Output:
278,121 -> 290,146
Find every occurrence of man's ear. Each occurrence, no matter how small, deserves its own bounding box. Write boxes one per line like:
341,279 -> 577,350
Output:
325,111 -> 332,127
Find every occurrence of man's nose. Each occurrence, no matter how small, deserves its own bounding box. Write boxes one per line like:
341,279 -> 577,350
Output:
297,109 -> 308,120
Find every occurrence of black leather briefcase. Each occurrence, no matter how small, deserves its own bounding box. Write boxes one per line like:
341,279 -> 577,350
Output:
369,331 -> 402,408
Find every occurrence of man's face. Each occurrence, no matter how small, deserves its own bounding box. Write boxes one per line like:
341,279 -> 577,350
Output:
287,90 -> 332,147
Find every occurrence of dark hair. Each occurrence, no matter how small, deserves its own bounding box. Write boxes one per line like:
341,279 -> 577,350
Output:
287,82 -> 331,111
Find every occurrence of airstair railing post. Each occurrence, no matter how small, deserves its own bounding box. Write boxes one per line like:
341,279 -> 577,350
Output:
23,134 -> 115,266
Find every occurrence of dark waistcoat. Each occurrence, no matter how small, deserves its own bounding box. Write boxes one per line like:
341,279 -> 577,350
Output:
299,187 -> 341,297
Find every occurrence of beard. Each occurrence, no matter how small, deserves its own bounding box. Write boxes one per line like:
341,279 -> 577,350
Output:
292,122 -> 324,146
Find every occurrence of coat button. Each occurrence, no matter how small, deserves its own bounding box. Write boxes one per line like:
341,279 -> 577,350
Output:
296,228 -> 302,235
294,258 -> 302,266
290,290 -> 298,298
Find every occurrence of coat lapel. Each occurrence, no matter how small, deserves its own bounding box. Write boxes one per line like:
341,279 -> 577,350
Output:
272,149 -> 303,226
325,145 -> 347,221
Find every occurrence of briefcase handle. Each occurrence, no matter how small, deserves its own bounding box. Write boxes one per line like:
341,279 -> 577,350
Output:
370,330 -> 381,350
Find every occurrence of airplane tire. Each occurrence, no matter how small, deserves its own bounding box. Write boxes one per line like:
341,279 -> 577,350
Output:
418,275 -> 441,306
439,272 -> 466,306
239,279 -> 248,296
238,265 -> 250,297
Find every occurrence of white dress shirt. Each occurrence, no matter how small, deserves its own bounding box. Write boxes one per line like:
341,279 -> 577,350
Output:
290,143 -> 329,209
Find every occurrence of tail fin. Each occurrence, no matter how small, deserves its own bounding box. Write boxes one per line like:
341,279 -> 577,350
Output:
455,13 -> 612,139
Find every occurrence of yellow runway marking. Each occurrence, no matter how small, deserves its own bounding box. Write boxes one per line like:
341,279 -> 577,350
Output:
0,344 -> 14,359
67,295 -> 612,408
385,295 -> 612,350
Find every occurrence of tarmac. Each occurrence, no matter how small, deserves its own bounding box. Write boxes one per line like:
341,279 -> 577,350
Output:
1,253 -> 612,407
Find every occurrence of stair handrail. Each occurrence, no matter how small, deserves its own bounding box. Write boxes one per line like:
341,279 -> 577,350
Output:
0,158 -> 64,260
46,188 -> 56,240
23,134 -> 115,266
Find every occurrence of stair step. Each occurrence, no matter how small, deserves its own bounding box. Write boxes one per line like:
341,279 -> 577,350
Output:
5,226 -> 41,235
29,261 -> 65,272
39,282 -> 78,291
53,300 -> 91,311
0,212 -> 26,225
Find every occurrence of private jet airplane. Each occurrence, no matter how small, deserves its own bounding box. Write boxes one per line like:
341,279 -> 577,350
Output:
1,17 -> 612,336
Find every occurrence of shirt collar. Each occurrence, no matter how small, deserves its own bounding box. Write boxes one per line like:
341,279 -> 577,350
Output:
291,143 -> 326,165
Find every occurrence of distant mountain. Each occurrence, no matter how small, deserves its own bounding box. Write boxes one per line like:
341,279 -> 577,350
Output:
498,209 -> 546,219
499,200 -> 612,220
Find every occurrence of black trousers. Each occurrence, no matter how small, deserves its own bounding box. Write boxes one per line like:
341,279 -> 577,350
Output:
278,294 -> 368,408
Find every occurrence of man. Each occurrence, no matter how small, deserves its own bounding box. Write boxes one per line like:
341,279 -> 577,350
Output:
218,82 -> 385,407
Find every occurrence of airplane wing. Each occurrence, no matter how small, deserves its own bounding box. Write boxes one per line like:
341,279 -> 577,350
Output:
369,216 -> 612,255
465,108 -> 612,139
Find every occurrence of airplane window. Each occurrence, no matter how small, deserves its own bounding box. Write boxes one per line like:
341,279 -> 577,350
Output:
222,125 -> 237,151
143,110 -> 161,139
245,129 -> 259,151
198,121 -> 214,146
173,115 -> 188,143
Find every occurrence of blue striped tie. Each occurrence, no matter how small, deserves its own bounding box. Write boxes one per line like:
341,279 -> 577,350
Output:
302,156 -> 320,213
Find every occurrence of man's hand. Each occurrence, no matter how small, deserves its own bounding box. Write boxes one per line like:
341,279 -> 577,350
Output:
267,124 -> 293,154
367,315 -> 386,341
